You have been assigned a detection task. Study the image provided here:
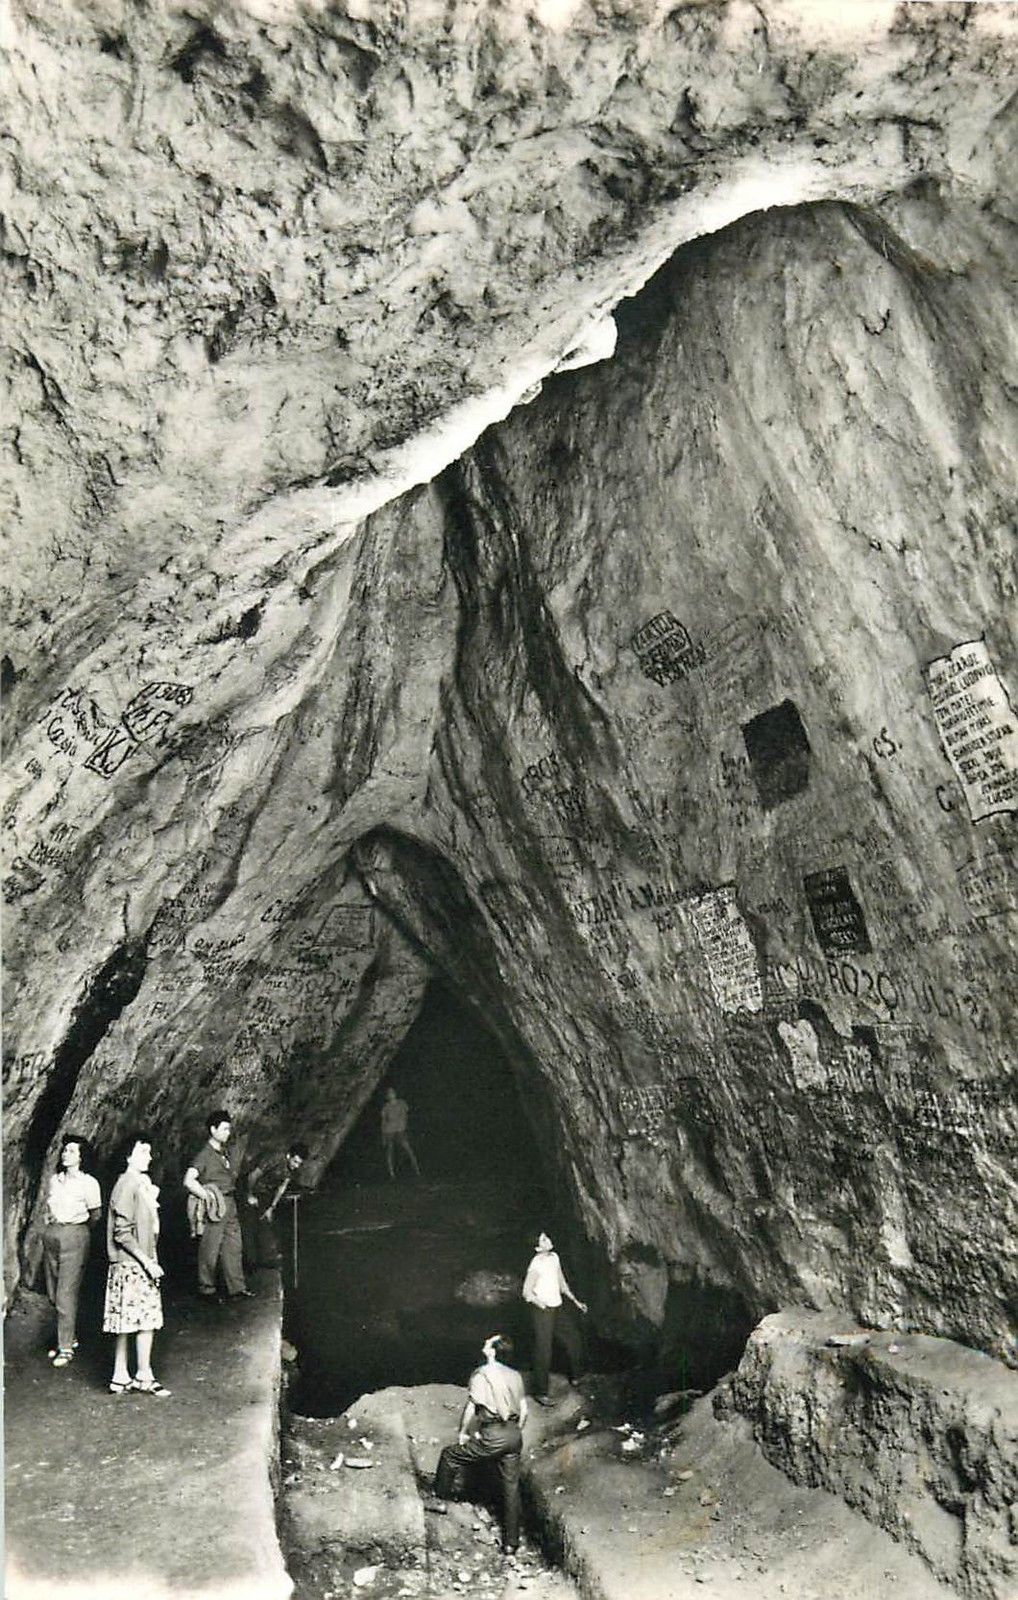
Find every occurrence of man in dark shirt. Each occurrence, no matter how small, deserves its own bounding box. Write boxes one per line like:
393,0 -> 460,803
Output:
242,1140 -> 309,1271
428,1334 -> 528,1555
183,1110 -> 251,1300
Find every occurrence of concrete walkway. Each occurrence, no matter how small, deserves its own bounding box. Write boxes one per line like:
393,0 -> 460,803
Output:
4,1277 -> 290,1600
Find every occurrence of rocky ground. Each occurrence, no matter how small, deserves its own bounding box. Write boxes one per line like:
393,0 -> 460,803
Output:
280,1371 -> 959,1600
4,1267 -> 998,1600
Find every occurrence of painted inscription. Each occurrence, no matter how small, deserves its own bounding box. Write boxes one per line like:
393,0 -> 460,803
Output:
688,886 -> 762,1014
83,724 -> 139,778
925,640 -> 1017,821
741,700 -> 811,810
630,612 -> 705,687
123,681 -> 194,745
619,1083 -> 672,1147
803,866 -> 871,955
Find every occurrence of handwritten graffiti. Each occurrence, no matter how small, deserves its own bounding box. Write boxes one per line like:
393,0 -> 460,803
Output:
521,752 -> 565,799
630,611 -> 705,687
872,727 -> 900,759
957,847 -> 1017,921
773,953 -> 988,1032
689,886 -> 763,1014
123,682 -> 194,746
84,724 -> 139,778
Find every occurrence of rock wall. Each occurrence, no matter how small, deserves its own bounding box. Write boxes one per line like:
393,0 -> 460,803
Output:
3,3 -> 1017,1362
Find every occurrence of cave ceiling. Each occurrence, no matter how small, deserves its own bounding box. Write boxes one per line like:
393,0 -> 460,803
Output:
2,1 -> 1017,1354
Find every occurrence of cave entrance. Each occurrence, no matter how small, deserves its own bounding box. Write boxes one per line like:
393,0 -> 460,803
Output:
286,980 -> 559,1416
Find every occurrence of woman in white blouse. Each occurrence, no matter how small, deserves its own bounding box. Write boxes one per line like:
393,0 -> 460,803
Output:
42,1133 -> 101,1368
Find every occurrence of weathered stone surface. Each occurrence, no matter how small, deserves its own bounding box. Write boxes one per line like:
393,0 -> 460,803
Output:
723,1310 -> 1018,1600
526,1386 -> 961,1600
2,2 -> 1016,1392
283,1390 -> 426,1564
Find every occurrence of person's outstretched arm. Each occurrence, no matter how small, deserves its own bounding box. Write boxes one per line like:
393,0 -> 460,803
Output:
558,1262 -> 587,1313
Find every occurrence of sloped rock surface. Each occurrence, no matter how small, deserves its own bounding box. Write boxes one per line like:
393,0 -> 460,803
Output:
723,1310 -> 1018,1600
2,3 -> 1017,1379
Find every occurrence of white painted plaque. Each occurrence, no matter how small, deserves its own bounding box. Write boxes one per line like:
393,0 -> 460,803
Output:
689,885 -> 762,1014
926,640 -> 1018,822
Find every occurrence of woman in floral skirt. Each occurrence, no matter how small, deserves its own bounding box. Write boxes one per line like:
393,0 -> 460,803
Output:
104,1133 -> 170,1397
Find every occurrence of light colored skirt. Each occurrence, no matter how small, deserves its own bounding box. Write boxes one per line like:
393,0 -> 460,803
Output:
103,1260 -> 163,1334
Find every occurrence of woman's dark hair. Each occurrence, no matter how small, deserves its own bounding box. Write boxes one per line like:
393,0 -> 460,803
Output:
119,1130 -> 155,1166
59,1132 -> 93,1171
288,1141 -> 310,1160
492,1335 -> 515,1364
207,1109 -> 232,1132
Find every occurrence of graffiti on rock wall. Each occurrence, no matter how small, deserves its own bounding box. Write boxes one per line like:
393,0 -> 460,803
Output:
619,1082 -> 673,1147
688,885 -> 763,1014
956,843 -> 1018,920
741,699 -> 812,810
122,681 -> 194,745
630,612 -> 706,687
772,951 -> 989,1033
719,751 -> 756,828
521,752 -> 566,798
925,639 -> 1017,821
32,679 -> 196,782
701,616 -> 769,723
803,865 -> 872,955
2,856 -> 46,902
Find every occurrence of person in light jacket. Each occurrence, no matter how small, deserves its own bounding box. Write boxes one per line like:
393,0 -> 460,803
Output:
103,1133 -> 170,1397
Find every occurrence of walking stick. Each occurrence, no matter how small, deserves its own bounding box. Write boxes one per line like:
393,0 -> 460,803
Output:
289,1193 -> 300,1288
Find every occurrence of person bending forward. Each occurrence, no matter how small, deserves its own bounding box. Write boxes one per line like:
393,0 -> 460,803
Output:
431,1334 -> 528,1555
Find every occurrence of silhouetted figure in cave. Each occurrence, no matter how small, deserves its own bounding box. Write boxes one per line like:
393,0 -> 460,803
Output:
42,1132 -> 101,1368
427,1332 -> 528,1556
380,1086 -> 421,1180
522,1231 -> 587,1404
183,1110 -> 251,1301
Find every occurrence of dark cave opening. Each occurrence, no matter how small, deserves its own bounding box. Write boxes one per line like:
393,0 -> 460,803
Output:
284,980 -> 627,1416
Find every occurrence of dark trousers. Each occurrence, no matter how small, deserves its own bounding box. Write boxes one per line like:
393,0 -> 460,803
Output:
42,1222 -> 90,1350
240,1202 -> 282,1269
530,1303 -> 584,1397
197,1201 -> 246,1294
435,1419 -> 523,1550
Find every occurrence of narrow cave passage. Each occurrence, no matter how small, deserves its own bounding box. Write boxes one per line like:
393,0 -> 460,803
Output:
287,980 -> 563,1416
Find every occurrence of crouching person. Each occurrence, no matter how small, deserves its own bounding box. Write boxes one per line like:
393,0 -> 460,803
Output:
429,1334 -> 527,1556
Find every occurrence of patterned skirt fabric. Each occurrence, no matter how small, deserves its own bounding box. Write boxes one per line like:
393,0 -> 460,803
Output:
102,1260 -> 163,1333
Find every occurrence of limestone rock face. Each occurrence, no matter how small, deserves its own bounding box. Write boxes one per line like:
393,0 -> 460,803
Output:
2,2 -> 1017,1367
724,1311 -> 1018,1600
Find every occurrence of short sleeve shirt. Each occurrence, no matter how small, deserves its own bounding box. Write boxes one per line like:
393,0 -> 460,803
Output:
47,1169 -> 101,1224
468,1361 -> 525,1421
523,1251 -> 563,1308
190,1141 -> 236,1196
381,1098 -> 408,1135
